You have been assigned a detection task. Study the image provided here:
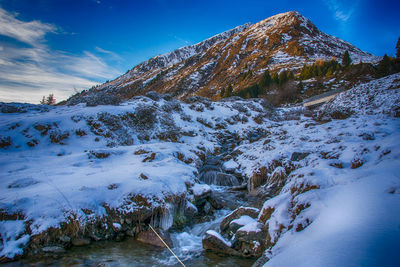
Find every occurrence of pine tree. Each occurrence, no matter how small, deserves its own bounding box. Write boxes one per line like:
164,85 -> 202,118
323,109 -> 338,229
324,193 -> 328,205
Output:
225,84 -> 233,97
376,54 -> 391,77
46,94 -> 56,105
342,50 -> 352,68
259,69 -> 272,89
278,71 -> 288,88
396,37 -> 400,59
220,87 -> 226,97
40,96 -> 46,105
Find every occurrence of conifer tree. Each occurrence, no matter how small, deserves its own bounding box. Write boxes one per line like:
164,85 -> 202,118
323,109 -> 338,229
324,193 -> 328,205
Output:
220,87 -> 226,97
342,50 -> 352,68
396,37 -> 400,59
40,96 -> 46,105
376,54 -> 390,77
46,94 -> 56,105
225,84 -> 233,97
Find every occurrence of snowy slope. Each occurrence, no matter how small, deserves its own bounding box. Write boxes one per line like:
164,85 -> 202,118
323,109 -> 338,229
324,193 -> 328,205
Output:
226,73 -> 400,266
1,74 -> 399,263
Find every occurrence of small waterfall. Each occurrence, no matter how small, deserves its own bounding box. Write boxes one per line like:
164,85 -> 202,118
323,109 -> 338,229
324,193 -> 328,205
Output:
198,158 -> 239,186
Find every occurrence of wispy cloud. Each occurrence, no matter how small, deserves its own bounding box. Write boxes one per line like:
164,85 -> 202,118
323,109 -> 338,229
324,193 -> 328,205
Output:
0,6 -> 122,104
324,0 -> 359,23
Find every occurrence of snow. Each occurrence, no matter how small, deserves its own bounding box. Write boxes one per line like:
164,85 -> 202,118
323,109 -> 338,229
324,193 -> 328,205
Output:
191,183 -> 211,197
112,223 -> 122,230
264,160 -> 400,267
0,96 -> 272,258
0,220 -> 30,259
222,159 -> 239,172
237,221 -> 263,233
230,215 -> 255,227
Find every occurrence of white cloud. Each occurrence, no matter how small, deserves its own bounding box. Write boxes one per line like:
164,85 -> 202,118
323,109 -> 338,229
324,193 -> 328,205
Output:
0,6 -> 122,104
324,0 -> 359,23
0,7 -> 56,46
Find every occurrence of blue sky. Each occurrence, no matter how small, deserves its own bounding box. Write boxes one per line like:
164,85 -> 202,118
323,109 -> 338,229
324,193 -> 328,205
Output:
0,0 -> 399,103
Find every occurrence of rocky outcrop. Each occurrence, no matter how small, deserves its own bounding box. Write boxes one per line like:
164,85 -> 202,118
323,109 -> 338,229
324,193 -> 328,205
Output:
220,206 -> 260,232
136,228 -> 173,248
202,230 -> 241,256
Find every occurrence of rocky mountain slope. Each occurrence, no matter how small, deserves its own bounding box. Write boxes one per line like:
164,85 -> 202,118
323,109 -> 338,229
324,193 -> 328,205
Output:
66,11 -> 380,105
0,73 -> 399,265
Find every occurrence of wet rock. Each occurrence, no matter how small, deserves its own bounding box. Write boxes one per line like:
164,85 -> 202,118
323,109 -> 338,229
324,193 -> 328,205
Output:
184,200 -> 198,218
136,228 -> 173,248
71,238 -> 91,247
208,194 -> 223,210
202,230 -> 241,256
191,183 -> 212,203
42,246 -> 66,254
203,201 -> 212,214
220,206 -> 260,232
290,152 -> 310,161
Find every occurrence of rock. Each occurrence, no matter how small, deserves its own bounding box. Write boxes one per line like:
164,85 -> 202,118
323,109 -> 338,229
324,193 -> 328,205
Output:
216,172 -> 239,186
184,200 -> 198,218
191,183 -> 212,203
59,235 -> 71,243
203,201 -> 212,214
220,206 -> 260,232
252,253 -> 271,267
351,157 -> 364,169
136,228 -> 173,248
229,215 -> 256,233
42,246 -> 66,254
71,238 -> 91,247
290,152 -> 310,161
235,222 -> 266,243
208,194 -> 223,210
202,230 -> 241,256
234,222 -> 266,257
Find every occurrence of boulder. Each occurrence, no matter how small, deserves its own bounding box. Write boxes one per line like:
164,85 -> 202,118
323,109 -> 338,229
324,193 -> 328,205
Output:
202,230 -> 241,256
136,228 -> 173,248
220,206 -> 260,232
235,222 -> 266,243
229,215 -> 256,233
191,183 -> 212,204
234,222 -> 266,257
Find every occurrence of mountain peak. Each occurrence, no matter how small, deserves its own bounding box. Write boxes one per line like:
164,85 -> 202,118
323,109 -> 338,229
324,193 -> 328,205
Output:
66,11 -> 380,105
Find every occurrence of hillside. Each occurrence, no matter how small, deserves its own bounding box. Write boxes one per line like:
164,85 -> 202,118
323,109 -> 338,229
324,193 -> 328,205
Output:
0,73 -> 399,265
66,11 -> 380,105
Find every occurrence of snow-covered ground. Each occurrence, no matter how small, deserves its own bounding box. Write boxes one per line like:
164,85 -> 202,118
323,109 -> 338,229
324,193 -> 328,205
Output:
0,95 -> 271,259
0,73 -> 399,265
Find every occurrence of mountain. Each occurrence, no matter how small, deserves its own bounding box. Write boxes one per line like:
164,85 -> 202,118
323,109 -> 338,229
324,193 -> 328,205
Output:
66,11 -> 380,105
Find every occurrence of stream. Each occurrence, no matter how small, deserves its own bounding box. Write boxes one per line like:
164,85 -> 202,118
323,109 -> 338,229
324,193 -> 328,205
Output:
8,188 -> 259,267
7,134 -> 262,266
